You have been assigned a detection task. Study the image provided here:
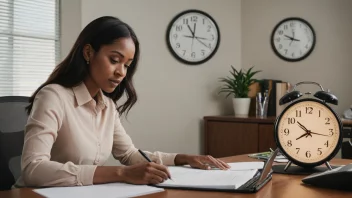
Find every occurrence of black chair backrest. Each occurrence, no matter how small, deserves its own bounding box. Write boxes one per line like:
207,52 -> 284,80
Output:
0,96 -> 29,190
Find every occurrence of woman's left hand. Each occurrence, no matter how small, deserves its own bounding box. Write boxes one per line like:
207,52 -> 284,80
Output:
174,154 -> 230,170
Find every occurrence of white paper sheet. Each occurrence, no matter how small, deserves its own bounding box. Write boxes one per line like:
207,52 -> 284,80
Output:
33,183 -> 164,198
156,163 -> 260,190
227,162 -> 264,171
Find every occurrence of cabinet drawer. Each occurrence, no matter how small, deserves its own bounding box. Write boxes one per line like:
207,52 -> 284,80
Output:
258,124 -> 276,152
205,121 -> 258,158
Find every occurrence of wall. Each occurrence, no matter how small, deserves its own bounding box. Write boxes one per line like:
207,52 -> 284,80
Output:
242,0 -> 352,115
79,0 -> 241,161
60,0 -> 81,58
60,0 -> 351,163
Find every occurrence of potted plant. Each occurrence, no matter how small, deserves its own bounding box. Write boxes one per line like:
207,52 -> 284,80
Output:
219,66 -> 261,116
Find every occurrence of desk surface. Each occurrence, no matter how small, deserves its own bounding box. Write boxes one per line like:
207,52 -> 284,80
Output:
1,155 -> 352,198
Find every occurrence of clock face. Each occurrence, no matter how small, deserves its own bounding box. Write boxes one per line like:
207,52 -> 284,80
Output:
271,17 -> 316,62
275,99 -> 342,167
166,10 -> 220,65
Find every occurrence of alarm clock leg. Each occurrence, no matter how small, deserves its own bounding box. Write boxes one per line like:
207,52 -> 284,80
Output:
325,161 -> 333,170
284,161 -> 292,171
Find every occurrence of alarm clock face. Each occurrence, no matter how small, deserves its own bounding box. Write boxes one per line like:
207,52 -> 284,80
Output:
275,98 -> 342,167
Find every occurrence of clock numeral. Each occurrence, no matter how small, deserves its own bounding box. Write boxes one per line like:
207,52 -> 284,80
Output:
306,107 -> 313,114
292,52 -> 295,58
207,25 -> 211,32
176,43 -> 180,48
288,117 -> 296,124
287,140 -> 292,147
284,24 -> 288,30
290,22 -> 295,27
182,50 -> 186,56
191,16 -> 198,22
283,128 -> 290,136
203,18 -> 206,25
173,34 -> 178,40
275,37 -> 280,42
278,30 -> 283,35
284,49 -> 288,55
191,52 -> 196,58
300,50 -> 303,55
176,25 -> 183,31
278,44 -> 283,49
317,148 -> 322,155
329,129 -> 334,136
211,34 -> 215,41
208,43 -> 212,49
305,44 -> 309,49
296,148 -> 300,154
306,151 -> 311,158
201,50 -> 205,56
183,18 -> 188,25
296,110 -> 301,117
324,140 -> 329,147
325,118 -> 330,125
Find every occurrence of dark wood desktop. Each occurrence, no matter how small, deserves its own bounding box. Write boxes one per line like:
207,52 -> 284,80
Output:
1,154 -> 352,198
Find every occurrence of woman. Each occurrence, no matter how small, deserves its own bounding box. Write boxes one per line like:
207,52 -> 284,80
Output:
16,16 -> 229,187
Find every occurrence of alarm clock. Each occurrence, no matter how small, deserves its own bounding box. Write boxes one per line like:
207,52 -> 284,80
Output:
274,81 -> 343,174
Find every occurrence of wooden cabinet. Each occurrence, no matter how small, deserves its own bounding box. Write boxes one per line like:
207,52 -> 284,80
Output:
204,116 -> 352,158
204,116 -> 277,158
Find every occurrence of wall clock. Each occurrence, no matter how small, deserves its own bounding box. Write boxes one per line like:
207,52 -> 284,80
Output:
274,81 -> 342,174
271,17 -> 316,62
166,9 -> 220,65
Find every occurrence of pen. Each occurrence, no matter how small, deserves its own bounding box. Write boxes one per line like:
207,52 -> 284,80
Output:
138,149 -> 174,182
138,149 -> 152,162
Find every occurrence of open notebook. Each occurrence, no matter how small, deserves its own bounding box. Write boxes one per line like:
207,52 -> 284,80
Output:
155,149 -> 278,193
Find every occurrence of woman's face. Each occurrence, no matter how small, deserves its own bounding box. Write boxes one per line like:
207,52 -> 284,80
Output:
88,37 -> 135,93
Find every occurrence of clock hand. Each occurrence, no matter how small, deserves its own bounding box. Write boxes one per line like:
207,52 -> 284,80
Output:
292,38 -> 300,42
296,132 -> 310,140
297,121 -> 309,132
309,131 -> 329,137
183,35 -> 193,38
284,35 -> 294,40
297,121 -> 313,138
187,24 -> 195,38
195,37 -> 210,49
195,36 -> 212,41
193,23 -> 196,36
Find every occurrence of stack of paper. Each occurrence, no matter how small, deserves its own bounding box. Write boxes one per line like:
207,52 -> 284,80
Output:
156,162 -> 263,190
33,183 -> 164,198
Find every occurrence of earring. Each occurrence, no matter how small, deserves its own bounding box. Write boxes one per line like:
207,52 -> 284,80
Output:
86,59 -> 90,65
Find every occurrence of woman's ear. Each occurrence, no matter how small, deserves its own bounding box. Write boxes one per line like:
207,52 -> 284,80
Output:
83,44 -> 94,64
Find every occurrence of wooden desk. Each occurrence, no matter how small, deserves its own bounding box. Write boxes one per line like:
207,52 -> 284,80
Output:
1,155 -> 352,198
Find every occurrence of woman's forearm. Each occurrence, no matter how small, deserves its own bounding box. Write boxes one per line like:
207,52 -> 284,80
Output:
93,166 -> 124,184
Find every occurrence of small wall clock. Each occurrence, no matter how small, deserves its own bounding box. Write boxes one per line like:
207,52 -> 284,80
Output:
271,17 -> 316,62
273,81 -> 342,175
166,9 -> 220,65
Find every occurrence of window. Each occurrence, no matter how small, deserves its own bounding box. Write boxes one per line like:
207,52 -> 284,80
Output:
0,0 -> 60,96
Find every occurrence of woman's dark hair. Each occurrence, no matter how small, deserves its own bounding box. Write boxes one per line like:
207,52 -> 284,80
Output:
26,16 -> 140,116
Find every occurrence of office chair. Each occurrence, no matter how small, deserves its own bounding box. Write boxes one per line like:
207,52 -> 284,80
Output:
0,96 -> 29,190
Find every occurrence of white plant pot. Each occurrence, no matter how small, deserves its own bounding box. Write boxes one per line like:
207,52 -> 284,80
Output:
232,98 -> 251,116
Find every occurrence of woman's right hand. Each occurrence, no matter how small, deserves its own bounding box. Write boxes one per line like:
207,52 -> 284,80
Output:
118,162 -> 171,185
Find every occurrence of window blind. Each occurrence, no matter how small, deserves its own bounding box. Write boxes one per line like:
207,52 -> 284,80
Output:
0,0 -> 60,97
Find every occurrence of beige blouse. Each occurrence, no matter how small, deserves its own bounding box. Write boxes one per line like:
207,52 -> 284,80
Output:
16,83 -> 177,187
